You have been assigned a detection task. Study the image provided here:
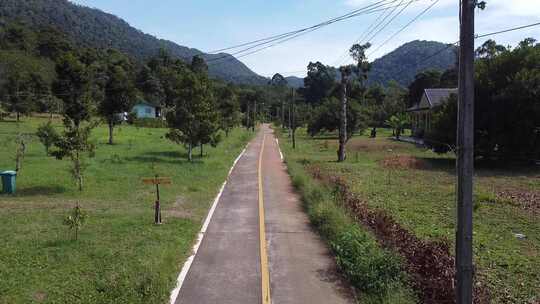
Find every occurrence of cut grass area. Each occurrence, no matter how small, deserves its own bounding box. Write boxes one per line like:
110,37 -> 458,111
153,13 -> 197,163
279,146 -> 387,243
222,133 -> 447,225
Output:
277,128 -> 540,304
0,116 -> 252,304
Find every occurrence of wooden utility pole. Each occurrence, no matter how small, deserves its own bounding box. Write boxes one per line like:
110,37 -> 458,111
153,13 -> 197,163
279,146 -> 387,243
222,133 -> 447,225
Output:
252,100 -> 257,132
246,103 -> 251,131
291,89 -> 296,149
338,67 -> 349,162
281,100 -> 285,128
288,98 -> 292,138
456,0 -> 475,303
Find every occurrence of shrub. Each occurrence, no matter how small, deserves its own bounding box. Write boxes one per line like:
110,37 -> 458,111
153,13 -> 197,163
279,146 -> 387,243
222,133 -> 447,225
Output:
332,229 -> 403,295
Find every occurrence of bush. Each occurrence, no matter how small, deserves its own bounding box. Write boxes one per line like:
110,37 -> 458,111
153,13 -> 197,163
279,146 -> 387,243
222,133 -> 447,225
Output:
36,121 -> 60,155
332,229 -> 403,295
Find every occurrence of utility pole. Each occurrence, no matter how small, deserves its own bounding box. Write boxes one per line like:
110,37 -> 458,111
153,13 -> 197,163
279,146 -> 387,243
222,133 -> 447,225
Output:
252,100 -> 256,132
338,67 -> 349,162
288,97 -> 292,138
456,0 -> 475,303
291,89 -> 296,149
281,100 -> 285,129
246,103 -> 251,131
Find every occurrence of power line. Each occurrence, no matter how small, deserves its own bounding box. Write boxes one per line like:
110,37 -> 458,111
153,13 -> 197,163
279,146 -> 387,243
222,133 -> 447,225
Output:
207,0 -> 424,65
335,0 -> 417,66
332,4 -> 393,66
207,0 -> 394,54
388,21 -> 540,81
207,0 -> 401,63
368,0 -> 440,56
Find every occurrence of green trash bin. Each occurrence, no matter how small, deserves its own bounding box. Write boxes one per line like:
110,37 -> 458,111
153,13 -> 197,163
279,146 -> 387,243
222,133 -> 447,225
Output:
1,171 -> 17,194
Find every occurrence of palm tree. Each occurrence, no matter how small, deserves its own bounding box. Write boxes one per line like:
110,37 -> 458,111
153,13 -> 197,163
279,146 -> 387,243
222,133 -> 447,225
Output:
385,113 -> 409,139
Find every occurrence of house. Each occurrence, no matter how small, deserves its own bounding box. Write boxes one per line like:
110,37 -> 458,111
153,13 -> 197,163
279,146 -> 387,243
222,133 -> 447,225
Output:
132,101 -> 162,119
406,88 -> 457,136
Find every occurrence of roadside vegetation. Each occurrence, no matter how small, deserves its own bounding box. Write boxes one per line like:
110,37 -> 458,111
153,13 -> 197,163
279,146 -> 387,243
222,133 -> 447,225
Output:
0,116 -> 252,303
277,127 -> 539,304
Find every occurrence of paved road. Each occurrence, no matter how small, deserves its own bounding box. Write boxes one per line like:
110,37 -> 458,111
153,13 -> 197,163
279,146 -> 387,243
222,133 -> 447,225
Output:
175,124 -> 354,304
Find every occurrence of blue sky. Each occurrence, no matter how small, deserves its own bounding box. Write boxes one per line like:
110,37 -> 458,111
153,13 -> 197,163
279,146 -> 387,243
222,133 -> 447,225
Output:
71,0 -> 540,77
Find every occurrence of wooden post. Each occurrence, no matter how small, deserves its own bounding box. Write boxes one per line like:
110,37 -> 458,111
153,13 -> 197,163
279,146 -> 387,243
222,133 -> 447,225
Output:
155,175 -> 162,224
456,0 -> 475,303
338,67 -> 349,162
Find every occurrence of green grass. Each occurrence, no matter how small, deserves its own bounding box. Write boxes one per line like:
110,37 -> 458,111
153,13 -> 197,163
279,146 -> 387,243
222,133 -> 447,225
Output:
0,116 -> 252,304
277,127 -> 540,304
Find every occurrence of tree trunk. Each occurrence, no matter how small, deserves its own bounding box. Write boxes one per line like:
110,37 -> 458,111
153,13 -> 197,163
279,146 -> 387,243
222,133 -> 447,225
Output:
188,143 -> 193,162
16,112 -> 20,122
292,128 -> 296,149
108,120 -> 114,145
338,71 -> 348,162
200,144 -> 203,157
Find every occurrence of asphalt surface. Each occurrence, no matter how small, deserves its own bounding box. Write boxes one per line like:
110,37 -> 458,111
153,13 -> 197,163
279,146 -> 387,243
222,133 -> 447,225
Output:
175,124 -> 354,304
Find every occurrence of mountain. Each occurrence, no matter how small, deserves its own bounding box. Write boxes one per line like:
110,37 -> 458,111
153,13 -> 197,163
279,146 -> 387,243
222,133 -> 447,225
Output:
368,40 -> 457,86
0,0 -> 267,85
285,76 -> 304,88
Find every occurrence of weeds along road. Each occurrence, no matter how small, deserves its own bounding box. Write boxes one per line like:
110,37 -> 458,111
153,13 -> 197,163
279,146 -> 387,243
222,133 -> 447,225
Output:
173,124 -> 354,304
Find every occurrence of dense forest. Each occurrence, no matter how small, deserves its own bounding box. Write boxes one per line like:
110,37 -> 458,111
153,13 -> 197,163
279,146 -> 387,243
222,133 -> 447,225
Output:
368,40 -> 456,86
0,0 -> 267,85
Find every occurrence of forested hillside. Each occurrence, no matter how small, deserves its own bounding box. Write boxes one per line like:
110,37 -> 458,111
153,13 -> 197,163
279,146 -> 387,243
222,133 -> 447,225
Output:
0,0 -> 267,85
369,40 -> 457,86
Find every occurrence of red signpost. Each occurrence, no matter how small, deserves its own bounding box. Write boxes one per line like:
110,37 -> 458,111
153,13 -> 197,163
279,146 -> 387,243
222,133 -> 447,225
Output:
142,175 -> 172,224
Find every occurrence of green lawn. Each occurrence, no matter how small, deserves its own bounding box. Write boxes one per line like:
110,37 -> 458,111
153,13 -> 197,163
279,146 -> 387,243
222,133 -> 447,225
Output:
277,128 -> 539,304
0,116 -> 252,304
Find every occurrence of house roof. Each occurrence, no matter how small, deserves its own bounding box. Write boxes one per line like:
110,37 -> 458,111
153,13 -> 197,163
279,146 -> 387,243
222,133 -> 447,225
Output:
406,88 -> 457,112
424,88 -> 458,107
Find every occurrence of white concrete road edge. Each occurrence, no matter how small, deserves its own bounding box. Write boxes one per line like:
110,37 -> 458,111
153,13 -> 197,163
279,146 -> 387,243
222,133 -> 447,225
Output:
275,138 -> 283,161
169,145 -> 249,304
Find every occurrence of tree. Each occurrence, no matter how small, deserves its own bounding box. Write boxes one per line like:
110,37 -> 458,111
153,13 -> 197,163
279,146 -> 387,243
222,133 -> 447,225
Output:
407,69 -> 442,107
216,85 -> 241,137
349,43 -> 371,86
4,71 -> 35,121
191,55 -> 208,75
303,61 -> 336,104
308,97 -> 367,139
270,73 -> 288,87
426,38 -> 540,159
98,52 -> 136,144
51,53 -> 96,191
385,113 -> 409,140
36,121 -> 60,155
166,71 -> 219,162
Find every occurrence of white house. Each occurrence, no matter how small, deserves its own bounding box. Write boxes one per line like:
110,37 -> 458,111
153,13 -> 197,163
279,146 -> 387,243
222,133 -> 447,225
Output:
132,102 -> 161,119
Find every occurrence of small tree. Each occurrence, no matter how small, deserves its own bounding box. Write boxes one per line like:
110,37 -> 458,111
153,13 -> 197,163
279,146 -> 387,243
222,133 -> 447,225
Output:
166,71 -> 219,162
63,203 -> 87,240
52,53 -> 96,191
14,134 -> 28,173
217,85 -> 241,137
99,64 -> 136,145
385,113 -> 409,139
36,121 -> 59,155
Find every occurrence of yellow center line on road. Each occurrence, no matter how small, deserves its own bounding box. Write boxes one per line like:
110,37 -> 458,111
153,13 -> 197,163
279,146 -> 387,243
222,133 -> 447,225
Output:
258,133 -> 271,304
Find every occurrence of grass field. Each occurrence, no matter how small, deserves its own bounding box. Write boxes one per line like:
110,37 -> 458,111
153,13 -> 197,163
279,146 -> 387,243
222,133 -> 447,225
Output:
0,116 -> 252,304
277,127 -> 539,304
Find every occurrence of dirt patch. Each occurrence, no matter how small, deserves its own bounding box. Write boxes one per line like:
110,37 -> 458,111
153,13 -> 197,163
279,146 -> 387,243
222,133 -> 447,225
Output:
33,291 -> 47,302
379,155 -> 428,170
164,196 -> 193,219
496,189 -> 540,216
348,140 -> 403,152
307,165 -> 489,304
